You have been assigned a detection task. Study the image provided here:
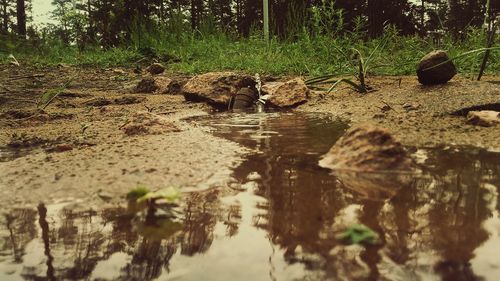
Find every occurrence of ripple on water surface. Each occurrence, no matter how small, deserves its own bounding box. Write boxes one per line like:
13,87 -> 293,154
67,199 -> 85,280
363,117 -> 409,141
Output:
0,112 -> 499,281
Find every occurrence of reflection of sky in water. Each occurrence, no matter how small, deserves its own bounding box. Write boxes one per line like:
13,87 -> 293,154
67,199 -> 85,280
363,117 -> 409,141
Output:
0,112 -> 499,281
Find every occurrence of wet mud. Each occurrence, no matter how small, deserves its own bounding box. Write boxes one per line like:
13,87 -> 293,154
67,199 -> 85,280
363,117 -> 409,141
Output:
1,112 -> 499,281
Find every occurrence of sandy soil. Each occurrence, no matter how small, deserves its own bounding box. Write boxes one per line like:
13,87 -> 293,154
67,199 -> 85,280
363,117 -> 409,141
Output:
0,65 -> 498,207
301,75 -> 500,149
0,66 -> 244,208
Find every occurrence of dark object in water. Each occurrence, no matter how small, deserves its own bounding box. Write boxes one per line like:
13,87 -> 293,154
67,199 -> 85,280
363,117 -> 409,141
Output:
229,88 -> 258,110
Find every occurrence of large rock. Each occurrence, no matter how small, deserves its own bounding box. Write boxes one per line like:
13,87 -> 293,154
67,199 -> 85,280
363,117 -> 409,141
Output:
319,125 -> 414,173
467,110 -> 499,127
182,72 -> 256,108
417,50 -> 457,85
319,125 -> 415,200
261,78 -> 309,107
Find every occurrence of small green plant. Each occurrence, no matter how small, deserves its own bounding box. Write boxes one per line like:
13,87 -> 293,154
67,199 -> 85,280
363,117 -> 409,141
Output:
335,224 -> 380,245
306,35 -> 390,94
127,186 -> 183,240
126,186 -> 151,201
37,80 -> 72,110
127,186 -> 181,217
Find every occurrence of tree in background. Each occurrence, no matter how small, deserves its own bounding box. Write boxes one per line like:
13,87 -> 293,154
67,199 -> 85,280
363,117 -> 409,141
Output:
16,0 -> 26,37
0,0 -> 15,34
1,0 -> 496,49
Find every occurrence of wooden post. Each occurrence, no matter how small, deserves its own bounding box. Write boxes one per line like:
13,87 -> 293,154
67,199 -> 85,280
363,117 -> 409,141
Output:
263,0 -> 269,43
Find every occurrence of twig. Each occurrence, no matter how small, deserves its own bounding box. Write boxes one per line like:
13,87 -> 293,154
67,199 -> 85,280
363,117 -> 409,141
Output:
156,110 -> 177,115
477,20 -> 496,81
8,74 -> 45,81
119,120 -> 131,129
0,83 -> 12,91
379,101 -> 399,113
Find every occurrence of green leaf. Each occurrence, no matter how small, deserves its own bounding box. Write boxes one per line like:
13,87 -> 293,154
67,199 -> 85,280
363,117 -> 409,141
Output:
37,80 -> 72,110
127,186 -> 150,201
335,224 -> 380,245
137,186 -> 181,203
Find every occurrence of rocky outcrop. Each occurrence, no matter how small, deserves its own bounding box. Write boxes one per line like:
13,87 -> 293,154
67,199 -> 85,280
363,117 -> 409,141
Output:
182,72 -> 256,108
146,63 -> 166,75
319,124 -> 414,173
467,110 -> 499,127
261,78 -> 309,107
417,50 -> 457,85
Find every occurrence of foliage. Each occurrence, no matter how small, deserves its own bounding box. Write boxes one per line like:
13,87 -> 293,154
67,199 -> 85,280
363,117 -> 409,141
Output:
335,224 -> 380,245
127,186 -> 181,204
126,186 -> 150,201
2,26 -> 498,77
37,80 -> 72,110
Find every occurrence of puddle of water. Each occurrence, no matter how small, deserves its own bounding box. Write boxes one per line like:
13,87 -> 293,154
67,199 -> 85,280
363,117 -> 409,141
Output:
1,112 -> 499,281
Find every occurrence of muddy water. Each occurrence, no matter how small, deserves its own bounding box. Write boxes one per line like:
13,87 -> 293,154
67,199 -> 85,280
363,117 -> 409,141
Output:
1,112 -> 499,281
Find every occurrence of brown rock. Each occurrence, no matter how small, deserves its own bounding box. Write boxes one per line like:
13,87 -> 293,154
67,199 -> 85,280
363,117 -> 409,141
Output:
319,124 -> 414,172
417,50 -> 457,85
135,78 -> 158,93
146,63 -> 165,75
134,77 -> 175,94
46,144 -> 74,153
467,111 -> 499,127
182,72 -> 256,108
261,78 -> 309,107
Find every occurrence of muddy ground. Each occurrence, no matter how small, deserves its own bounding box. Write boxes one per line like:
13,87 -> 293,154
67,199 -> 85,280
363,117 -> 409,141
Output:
0,65 -> 498,208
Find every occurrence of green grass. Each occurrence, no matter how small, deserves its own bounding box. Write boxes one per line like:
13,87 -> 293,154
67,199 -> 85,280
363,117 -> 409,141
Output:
1,28 -> 498,76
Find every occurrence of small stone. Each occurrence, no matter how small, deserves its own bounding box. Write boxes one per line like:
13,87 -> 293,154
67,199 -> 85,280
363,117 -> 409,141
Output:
134,77 -> 173,94
46,143 -> 73,153
467,111 -> 499,127
146,63 -> 165,75
417,50 -> 457,85
402,103 -> 420,112
98,192 -> 113,201
135,78 -> 158,93
261,78 -> 309,108
113,68 -> 126,74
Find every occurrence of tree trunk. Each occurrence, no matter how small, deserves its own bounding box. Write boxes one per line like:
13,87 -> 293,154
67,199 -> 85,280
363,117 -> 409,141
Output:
190,0 -> 197,30
420,0 -> 425,36
447,0 -> 460,39
1,0 -> 8,34
367,0 -> 384,38
16,0 -> 26,38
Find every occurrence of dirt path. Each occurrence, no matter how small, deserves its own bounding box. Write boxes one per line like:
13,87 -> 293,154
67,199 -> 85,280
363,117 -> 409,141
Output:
0,66 -> 499,208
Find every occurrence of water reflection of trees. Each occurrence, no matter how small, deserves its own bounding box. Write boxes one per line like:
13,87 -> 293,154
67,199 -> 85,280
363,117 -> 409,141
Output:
0,190 -> 222,281
1,113 -> 499,281
242,138 -> 500,280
